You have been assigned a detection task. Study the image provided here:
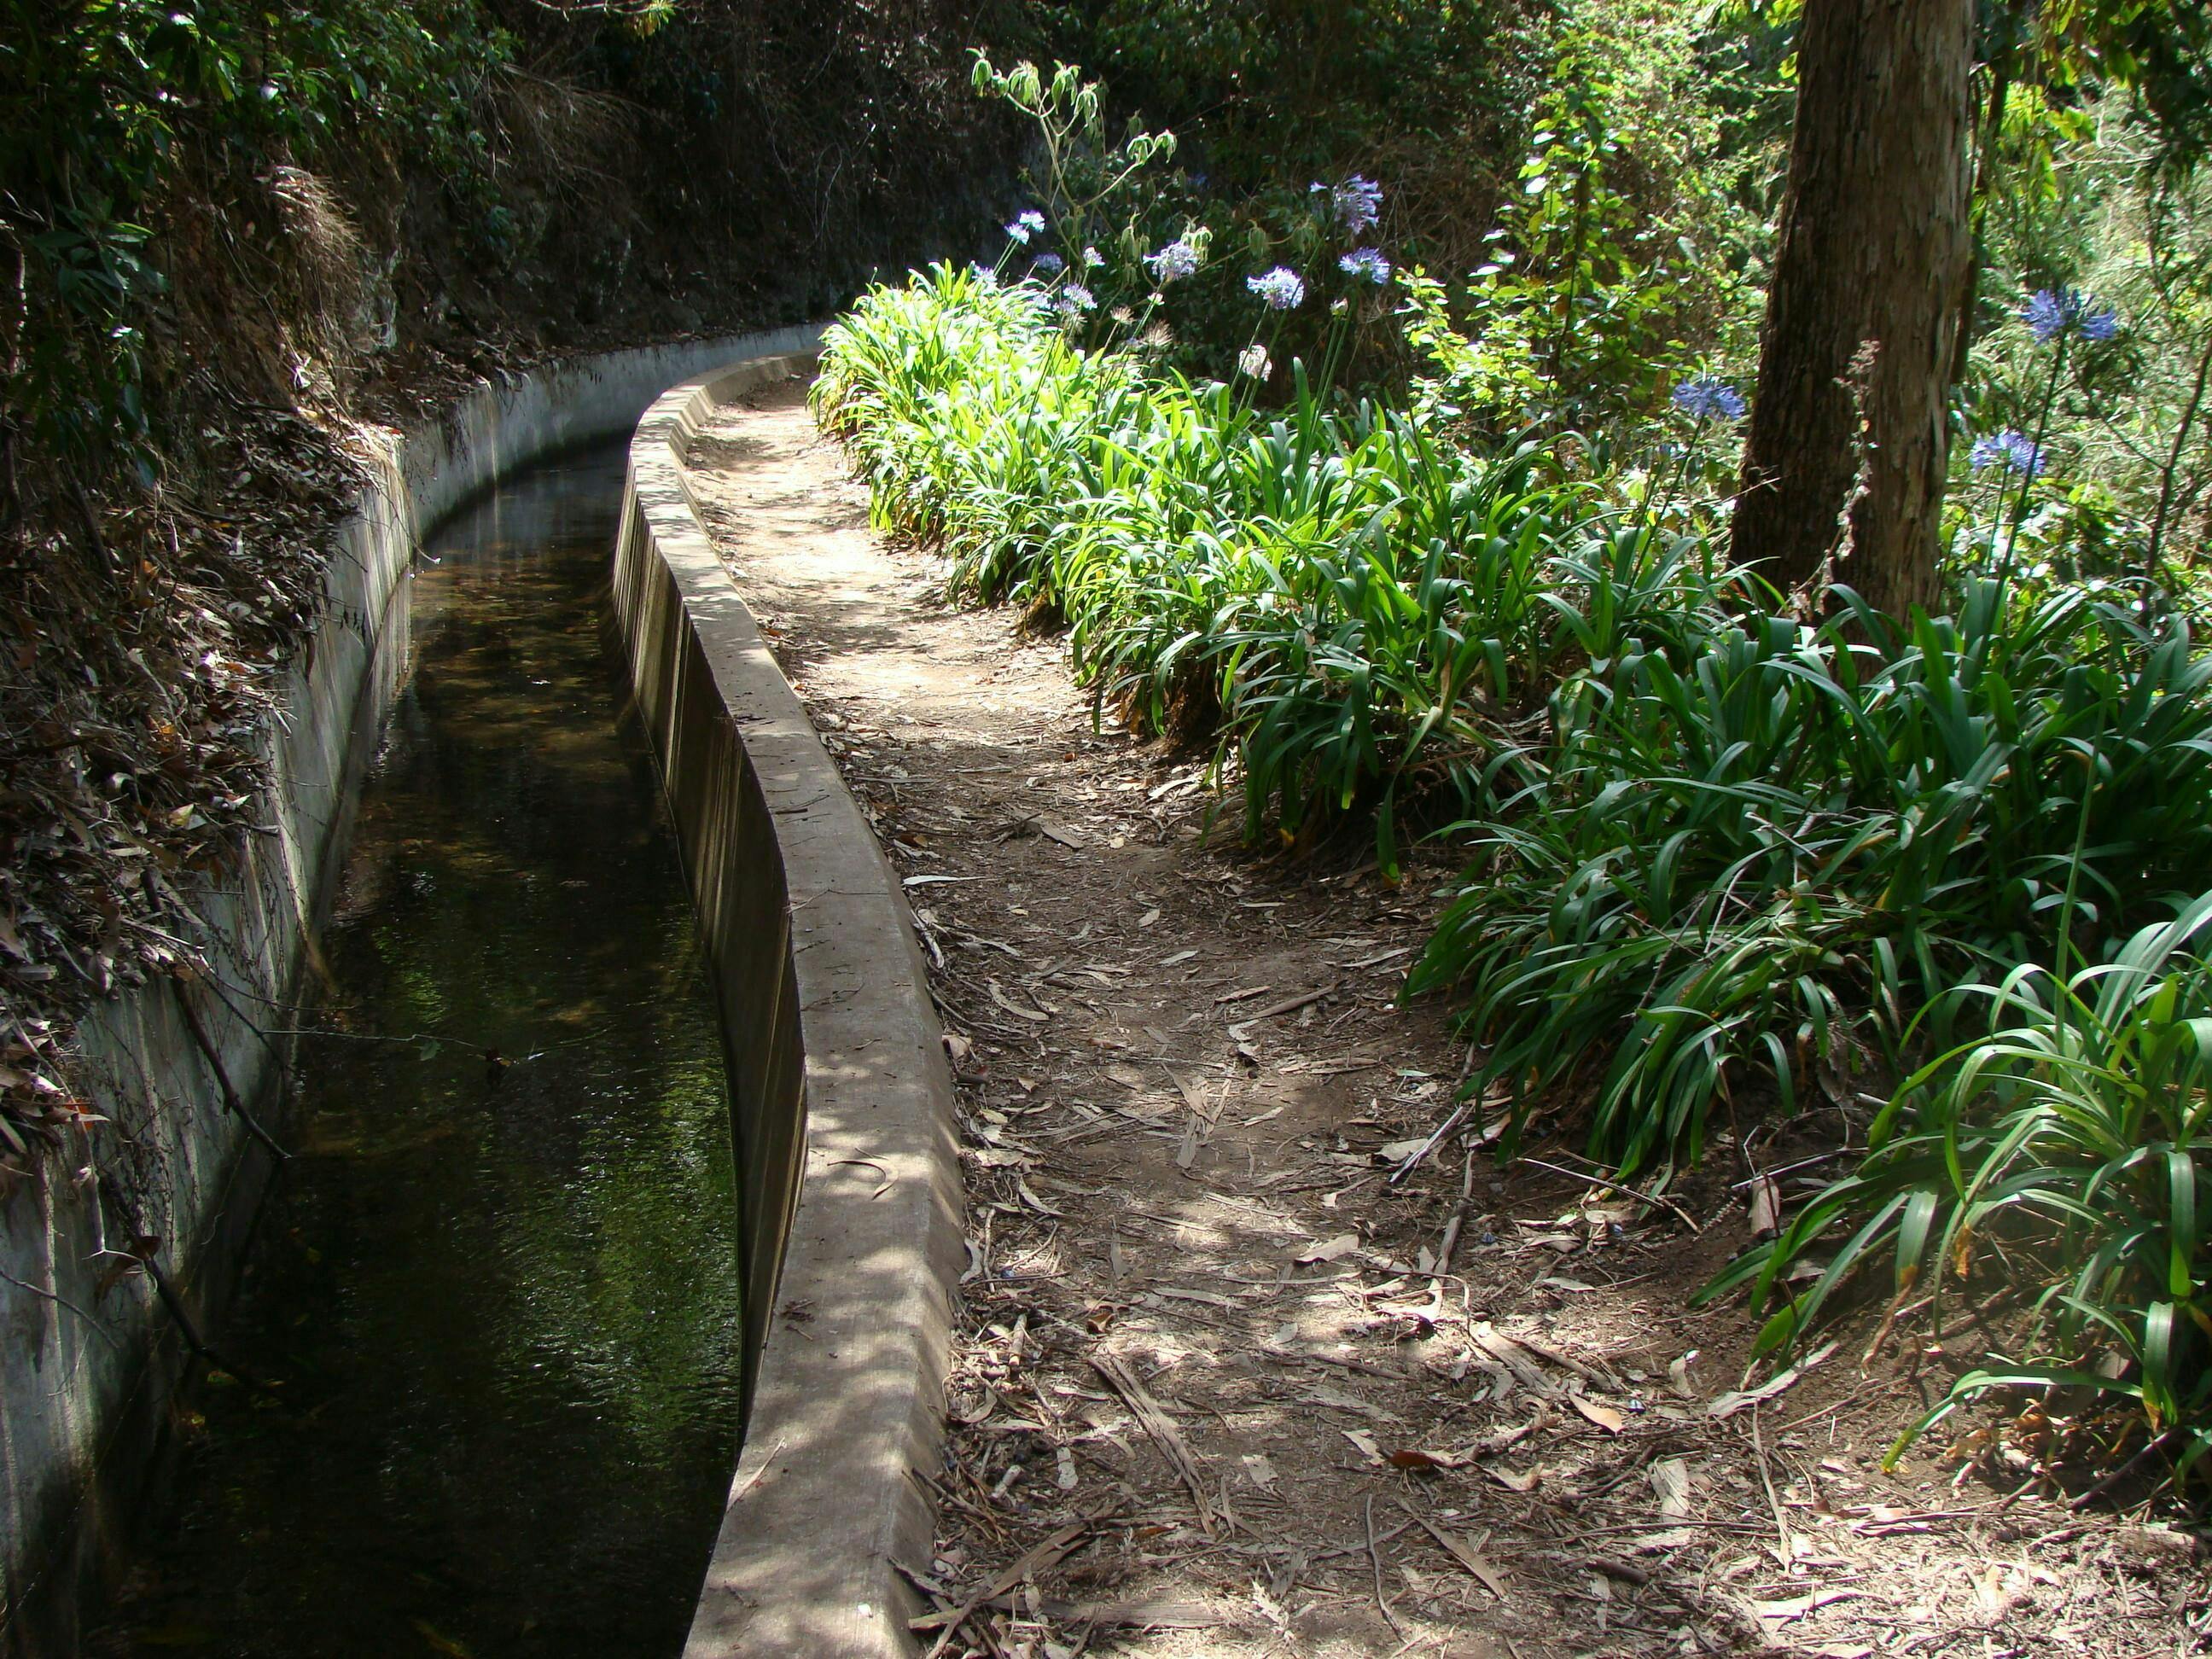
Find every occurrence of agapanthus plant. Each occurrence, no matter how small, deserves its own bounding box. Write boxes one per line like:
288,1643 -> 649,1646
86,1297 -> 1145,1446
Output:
1670,375 -> 1745,422
1247,266 -> 1306,310
1005,210 -> 1047,244
1338,248 -> 1391,285
1967,430 -> 2051,594
1313,175 -> 1382,236
1989,287 -> 2120,605
2023,288 -> 2121,346
1147,239 -> 1200,284
1641,375 -> 1747,538
1969,430 -> 2044,476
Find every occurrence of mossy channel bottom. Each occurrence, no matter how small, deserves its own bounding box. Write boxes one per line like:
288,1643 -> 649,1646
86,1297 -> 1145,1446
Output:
91,443 -> 746,1659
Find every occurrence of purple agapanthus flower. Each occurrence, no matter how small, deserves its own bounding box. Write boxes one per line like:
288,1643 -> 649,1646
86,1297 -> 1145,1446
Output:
1313,176 -> 1382,236
1147,239 -> 1201,283
1247,265 -> 1306,310
1005,210 -> 1047,244
2024,287 -> 2120,345
1970,429 -> 2044,475
1052,283 -> 1097,317
1031,252 -> 1066,277
1671,375 -> 1746,422
1338,247 -> 1391,284
2004,431 -> 2046,474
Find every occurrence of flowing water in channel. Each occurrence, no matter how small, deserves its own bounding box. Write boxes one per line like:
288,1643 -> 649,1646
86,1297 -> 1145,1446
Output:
90,443 -> 745,1658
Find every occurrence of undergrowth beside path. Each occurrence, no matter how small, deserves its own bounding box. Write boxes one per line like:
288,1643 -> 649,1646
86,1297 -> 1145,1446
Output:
686,381 -> 2212,1657
816,268 -> 2212,1488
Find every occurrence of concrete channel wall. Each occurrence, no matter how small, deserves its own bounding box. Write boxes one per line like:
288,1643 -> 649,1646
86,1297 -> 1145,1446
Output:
613,359 -> 962,1658
0,325 -> 820,1657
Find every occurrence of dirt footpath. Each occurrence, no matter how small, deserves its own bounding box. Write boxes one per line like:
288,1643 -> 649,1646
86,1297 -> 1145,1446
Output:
683,378 -> 2206,1659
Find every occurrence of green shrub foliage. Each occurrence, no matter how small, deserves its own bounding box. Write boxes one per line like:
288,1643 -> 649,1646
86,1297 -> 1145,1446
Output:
818,228 -> 2212,1468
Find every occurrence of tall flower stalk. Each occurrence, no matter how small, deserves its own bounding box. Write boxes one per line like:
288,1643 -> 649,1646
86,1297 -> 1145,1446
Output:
1989,288 -> 2118,606
1635,375 -> 1745,557
1313,249 -> 1392,397
1236,265 -> 1305,416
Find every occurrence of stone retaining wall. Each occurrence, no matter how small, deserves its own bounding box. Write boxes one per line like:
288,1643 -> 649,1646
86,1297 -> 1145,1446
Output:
613,358 -> 961,1659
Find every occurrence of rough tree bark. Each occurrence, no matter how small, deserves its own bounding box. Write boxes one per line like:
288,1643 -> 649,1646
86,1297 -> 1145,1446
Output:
1731,0 -> 1976,616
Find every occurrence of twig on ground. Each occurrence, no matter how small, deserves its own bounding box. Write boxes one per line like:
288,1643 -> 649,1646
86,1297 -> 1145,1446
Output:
2069,1429 -> 2180,1511
1366,1493 -> 1404,1636
1428,1145 -> 1477,1280
1749,1405 -> 1795,1566
1388,1099 -> 1471,1185
731,1439 -> 788,1503
913,1506 -> 1114,1658
1091,1353 -> 1216,1535
1511,1153 -> 1702,1236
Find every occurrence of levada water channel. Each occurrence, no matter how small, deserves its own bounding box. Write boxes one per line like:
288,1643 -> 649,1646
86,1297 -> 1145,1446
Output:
87,442 -> 747,1657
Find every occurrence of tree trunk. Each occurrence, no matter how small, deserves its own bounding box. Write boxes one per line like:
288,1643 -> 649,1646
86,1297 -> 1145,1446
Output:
1950,57 -> 2011,389
1731,0 -> 1976,616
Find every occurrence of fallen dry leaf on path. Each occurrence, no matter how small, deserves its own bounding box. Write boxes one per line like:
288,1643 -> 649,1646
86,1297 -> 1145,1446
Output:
987,978 -> 1051,1022
1747,1172 -> 1783,1238
1708,1341 -> 1838,1418
1650,1455 -> 1692,1517
1668,1351 -> 1700,1398
1416,1518 -> 1508,1598
1569,1393 -> 1625,1434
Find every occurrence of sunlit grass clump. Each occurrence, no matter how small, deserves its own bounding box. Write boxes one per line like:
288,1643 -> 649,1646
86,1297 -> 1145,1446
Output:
1708,901 -> 2212,1477
813,260 -> 1680,863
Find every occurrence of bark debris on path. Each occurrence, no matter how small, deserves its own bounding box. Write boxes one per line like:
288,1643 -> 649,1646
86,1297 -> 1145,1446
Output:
681,376 -> 2207,1659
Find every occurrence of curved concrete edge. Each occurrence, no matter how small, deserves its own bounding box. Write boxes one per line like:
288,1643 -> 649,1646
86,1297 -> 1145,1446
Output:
612,360 -> 962,1659
1,325 -> 824,1657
